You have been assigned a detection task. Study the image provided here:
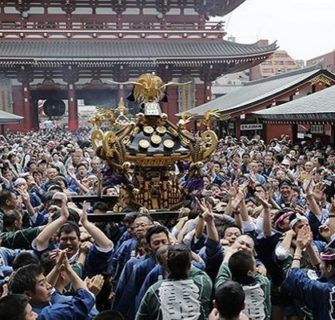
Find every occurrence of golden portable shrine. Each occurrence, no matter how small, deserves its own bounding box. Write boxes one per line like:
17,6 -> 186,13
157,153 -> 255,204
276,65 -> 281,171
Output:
90,73 -> 219,211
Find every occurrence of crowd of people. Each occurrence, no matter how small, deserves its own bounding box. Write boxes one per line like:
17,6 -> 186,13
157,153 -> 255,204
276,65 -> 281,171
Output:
0,127 -> 335,320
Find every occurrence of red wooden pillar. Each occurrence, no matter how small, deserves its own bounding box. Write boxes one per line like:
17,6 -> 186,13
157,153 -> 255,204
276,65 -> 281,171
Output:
22,82 -> 34,131
195,84 -> 206,106
166,86 -> 178,124
68,83 -> 78,131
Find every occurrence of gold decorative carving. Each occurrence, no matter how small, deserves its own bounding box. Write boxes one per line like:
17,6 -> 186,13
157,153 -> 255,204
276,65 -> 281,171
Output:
309,75 -> 333,86
91,73 -> 219,211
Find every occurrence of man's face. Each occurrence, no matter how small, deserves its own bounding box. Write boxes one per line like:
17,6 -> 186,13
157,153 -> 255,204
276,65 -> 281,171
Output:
297,155 -> 306,165
106,187 -> 118,196
242,155 -> 250,164
46,168 -> 58,180
293,220 -> 308,234
59,230 -> 80,257
38,163 -> 47,173
149,232 -> 170,254
3,170 -> 13,181
280,185 -> 292,199
264,156 -> 273,167
28,163 -> 37,172
9,155 -> 16,164
16,182 -> 28,191
276,170 -> 286,181
77,166 -> 88,178
133,217 -> 153,239
248,162 -> 258,173
203,176 -> 210,188
72,151 -> 82,165
33,172 -> 42,183
28,274 -> 52,306
223,227 -> 241,246
6,193 -> 18,209
304,161 -> 314,172
213,163 -> 221,174
24,303 -> 38,320
328,155 -> 335,165
232,235 -> 254,254
91,162 -> 99,171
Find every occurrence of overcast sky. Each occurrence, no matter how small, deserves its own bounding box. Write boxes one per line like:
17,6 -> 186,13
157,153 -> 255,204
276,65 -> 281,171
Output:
220,0 -> 335,61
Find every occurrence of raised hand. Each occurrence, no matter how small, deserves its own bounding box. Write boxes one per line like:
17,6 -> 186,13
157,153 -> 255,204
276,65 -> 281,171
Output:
79,201 -> 90,226
255,191 -> 271,210
296,225 -> 312,250
86,274 -> 105,296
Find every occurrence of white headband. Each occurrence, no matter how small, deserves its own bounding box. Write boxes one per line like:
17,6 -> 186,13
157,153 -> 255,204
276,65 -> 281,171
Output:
289,213 -> 308,229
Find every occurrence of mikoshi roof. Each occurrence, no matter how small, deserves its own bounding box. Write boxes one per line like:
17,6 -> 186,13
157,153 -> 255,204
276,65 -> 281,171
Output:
186,65 -> 335,116
0,39 -> 277,64
0,110 -> 23,124
253,85 -> 335,121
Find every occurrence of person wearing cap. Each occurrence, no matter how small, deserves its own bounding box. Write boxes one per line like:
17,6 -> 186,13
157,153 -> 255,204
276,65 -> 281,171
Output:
14,177 -> 41,209
13,177 -> 46,228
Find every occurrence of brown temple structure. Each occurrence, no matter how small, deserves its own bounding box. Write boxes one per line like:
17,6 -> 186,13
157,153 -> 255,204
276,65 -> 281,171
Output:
0,0 -> 277,132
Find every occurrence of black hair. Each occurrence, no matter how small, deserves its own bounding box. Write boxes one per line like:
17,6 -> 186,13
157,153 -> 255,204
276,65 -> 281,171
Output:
123,212 -> 138,225
58,221 -> 80,238
93,201 -> 109,213
52,208 -> 80,224
26,161 -> 36,168
213,160 -> 222,167
228,251 -> 255,280
215,281 -> 245,319
167,244 -> 191,280
39,251 -> 56,275
3,209 -> 21,230
94,310 -> 124,320
46,183 -> 63,193
12,252 -> 40,271
9,263 -> 44,294
135,213 -> 154,224
0,189 -> 14,207
145,225 -> 169,246
41,191 -> 57,206
0,294 -> 30,320
317,157 -> 325,166
222,224 -> 241,237
53,176 -> 68,189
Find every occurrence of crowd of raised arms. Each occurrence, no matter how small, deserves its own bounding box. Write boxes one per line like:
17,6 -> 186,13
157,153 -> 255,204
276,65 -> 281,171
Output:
1,127 -> 335,320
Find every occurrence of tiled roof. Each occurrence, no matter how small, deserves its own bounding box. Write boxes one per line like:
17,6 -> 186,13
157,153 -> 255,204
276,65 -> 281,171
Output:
186,65 -> 335,116
0,39 -> 277,61
253,85 -> 335,121
0,110 -> 23,124
211,0 -> 246,16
